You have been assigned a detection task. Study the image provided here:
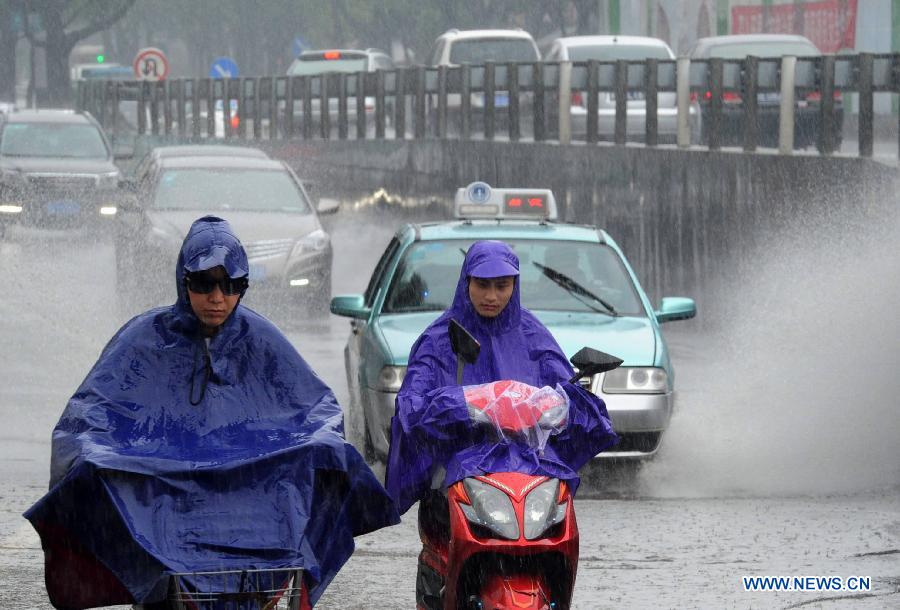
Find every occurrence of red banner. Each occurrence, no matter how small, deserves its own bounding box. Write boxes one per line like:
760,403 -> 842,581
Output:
732,0 -> 858,53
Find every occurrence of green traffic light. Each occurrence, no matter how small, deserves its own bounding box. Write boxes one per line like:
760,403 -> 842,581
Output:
96,54 -> 105,63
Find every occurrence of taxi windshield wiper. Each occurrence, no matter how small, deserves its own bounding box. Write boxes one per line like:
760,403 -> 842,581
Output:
533,262 -> 619,317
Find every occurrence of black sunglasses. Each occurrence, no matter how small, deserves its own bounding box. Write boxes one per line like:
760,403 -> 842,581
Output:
184,271 -> 249,296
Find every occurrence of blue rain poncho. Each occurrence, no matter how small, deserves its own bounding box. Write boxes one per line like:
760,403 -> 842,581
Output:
24,216 -> 399,607
385,240 -> 619,514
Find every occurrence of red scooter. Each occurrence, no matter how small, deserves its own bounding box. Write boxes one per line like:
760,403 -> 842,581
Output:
416,321 -> 621,610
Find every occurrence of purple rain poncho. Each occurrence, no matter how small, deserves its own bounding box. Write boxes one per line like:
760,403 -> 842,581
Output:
24,216 -> 399,608
385,240 -> 619,514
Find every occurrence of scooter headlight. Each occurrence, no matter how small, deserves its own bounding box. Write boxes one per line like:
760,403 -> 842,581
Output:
460,478 -> 519,540
524,479 -> 567,540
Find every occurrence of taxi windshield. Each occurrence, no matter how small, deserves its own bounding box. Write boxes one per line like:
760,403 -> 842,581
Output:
383,239 -> 644,315
153,168 -> 311,213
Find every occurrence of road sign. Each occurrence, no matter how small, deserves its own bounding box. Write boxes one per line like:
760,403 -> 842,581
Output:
133,47 -> 169,81
210,57 -> 239,79
292,36 -> 308,58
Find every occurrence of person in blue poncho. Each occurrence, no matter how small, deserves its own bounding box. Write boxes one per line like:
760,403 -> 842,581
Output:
24,216 -> 399,609
384,239 -> 619,608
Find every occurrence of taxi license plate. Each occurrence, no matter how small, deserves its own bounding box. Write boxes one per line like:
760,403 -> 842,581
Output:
46,200 -> 81,216
249,264 -> 267,281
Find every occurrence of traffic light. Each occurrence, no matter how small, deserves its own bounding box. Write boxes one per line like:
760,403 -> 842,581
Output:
96,54 -> 105,63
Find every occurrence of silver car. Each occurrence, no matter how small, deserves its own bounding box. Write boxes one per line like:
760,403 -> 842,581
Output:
115,153 -> 335,320
544,35 -> 696,143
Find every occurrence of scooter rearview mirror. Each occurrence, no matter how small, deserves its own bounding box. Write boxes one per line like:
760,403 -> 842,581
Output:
568,347 -> 623,383
449,319 -> 480,365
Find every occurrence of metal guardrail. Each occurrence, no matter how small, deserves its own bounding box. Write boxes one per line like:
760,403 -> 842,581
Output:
78,53 -> 900,158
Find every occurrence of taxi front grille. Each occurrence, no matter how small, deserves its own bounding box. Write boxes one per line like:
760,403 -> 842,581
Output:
244,239 -> 293,260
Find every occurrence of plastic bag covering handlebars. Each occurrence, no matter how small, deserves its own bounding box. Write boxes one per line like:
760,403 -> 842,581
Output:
23,216 -> 399,608
464,380 -> 569,452
385,240 -> 619,515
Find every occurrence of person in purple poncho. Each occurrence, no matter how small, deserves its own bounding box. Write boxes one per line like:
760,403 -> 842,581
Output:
384,240 -> 618,607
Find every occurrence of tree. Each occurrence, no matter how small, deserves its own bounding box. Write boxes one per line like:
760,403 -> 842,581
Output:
30,0 -> 136,105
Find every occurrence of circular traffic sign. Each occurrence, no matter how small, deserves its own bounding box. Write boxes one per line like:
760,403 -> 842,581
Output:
133,47 -> 169,81
210,57 -> 239,79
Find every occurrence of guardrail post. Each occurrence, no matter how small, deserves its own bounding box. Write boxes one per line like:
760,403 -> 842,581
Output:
111,82 -> 120,136
222,79 -> 233,139
645,58 -> 658,146
163,80 -> 173,135
207,79 -> 217,138
375,70 -> 386,139
708,58 -> 723,150
320,75 -> 330,139
533,62 -> 545,141
355,72 -> 366,139
252,78 -> 262,139
414,66 -> 426,139
395,68 -> 406,139
778,56 -> 796,154
818,55 -> 835,154
587,59 -> 599,144
614,59 -> 627,145
177,80 -> 187,137
269,77 -> 278,140
461,64 -> 471,139
676,57 -> 691,148
191,79 -> 201,139
437,66 -> 448,138
150,82 -> 161,136
508,63 -> 520,142
484,62 -> 496,140
742,56 -> 759,151
240,79 -> 250,139
558,61 -> 572,145
302,76 -> 313,139
857,53 -> 874,157
338,74 -> 348,140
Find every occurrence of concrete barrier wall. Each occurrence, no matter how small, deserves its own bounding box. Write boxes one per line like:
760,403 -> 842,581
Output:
259,140 -> 897,311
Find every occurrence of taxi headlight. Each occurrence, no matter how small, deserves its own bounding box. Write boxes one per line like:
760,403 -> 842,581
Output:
376,365 -> 406,392
291,229 -> 330,258
602,367 -> 668,394
460,478 -> 519,540
524,479 -> 567,540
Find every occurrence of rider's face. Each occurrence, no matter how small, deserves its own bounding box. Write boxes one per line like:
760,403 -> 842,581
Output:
468,276 -> 515,318
187,266 -> 240,336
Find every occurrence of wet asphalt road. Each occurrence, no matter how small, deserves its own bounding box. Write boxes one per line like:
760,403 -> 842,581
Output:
1,206 -> 898,609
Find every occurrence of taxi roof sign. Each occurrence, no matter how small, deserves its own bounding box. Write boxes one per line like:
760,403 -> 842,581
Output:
455,182 -> 557,221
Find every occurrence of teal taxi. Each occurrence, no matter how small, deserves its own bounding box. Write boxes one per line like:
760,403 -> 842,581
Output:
331,183 -> 696,463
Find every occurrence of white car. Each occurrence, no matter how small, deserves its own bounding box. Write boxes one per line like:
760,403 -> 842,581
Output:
544,35 -> 697,143
427,29 -> 541,134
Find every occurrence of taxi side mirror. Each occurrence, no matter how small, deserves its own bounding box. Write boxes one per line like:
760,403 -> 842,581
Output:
655,297 -> 696,323
316,198 -> 340,215
330,294 -> 370,319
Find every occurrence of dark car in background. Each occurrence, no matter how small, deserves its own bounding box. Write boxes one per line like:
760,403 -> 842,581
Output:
686,34 -> 843,149
0,109 -> 123,236
115,150 -> 336,319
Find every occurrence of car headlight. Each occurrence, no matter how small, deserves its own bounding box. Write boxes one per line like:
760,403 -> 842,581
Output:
97,171 -> 119,188
460,477 -> 519,540
375,365 -> 406,392
524,479 -> 567,540
291,229 -> 330,258
602,367 -> 668,394
0,204 -> 23,214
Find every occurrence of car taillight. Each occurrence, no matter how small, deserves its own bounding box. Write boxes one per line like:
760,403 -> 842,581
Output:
805,90 -> 842,102
571,91 -> 584,107
722,91 -> 742,103
230,115 -> 240,130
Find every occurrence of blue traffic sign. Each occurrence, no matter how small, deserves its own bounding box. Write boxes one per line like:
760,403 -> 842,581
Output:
210,57 -> 239,79
292,37 -> 308,58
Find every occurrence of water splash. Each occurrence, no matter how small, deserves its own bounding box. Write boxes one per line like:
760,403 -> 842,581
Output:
642,183 -> 900,497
